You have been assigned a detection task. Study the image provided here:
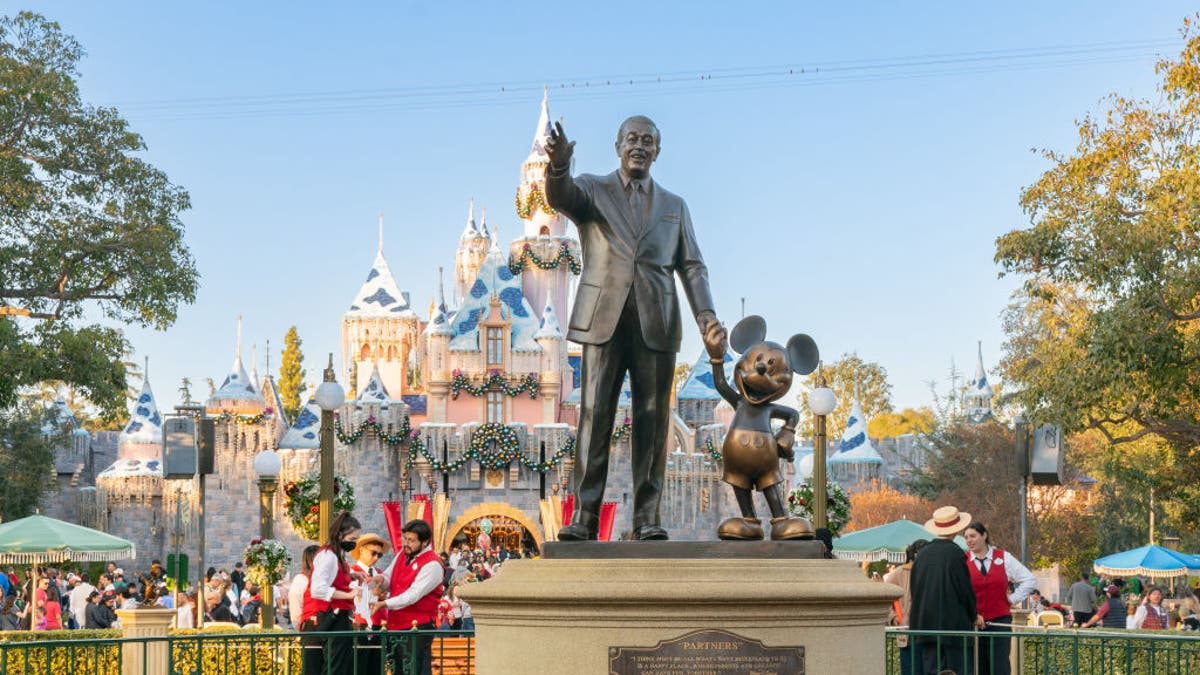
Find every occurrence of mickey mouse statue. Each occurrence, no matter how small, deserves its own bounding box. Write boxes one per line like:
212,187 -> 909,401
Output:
710,315 -> 820,541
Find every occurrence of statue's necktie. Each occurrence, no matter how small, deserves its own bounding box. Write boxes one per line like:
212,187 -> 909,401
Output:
629,182 -> 645,228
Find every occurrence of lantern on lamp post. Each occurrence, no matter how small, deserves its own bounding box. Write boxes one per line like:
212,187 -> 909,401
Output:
314,353 -> 346,546
806,367 -> 838,530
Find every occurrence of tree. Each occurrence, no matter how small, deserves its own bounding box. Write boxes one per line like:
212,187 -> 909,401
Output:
846,479 -> 935,532
995,16 -> 1200,451
673,362 -> 692,396
868,407 -> 934,439
279,326 -> 306,421
799,353 -> 893,437
0,12 -> 196,417
0,401 -> 59,521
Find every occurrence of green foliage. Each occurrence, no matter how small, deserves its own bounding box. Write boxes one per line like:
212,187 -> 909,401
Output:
995,16 -> 1200,451
278,326 -> 306,422
169,627 -> 302,675
0,400 -> 61,521
800,353 -> 893,437
0,629 -> 121,675
0,11 -> 195,415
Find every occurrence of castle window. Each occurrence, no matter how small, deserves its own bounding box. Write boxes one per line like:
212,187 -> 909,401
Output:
486,327 -> 504,367
486,391 -> 504,424
539,225 -> 550,236
360,343 -> 371,361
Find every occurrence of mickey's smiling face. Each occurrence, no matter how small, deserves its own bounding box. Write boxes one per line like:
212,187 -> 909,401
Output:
733,341 -> 793,405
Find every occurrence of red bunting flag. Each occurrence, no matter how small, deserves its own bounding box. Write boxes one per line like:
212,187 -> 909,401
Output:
598,501 -> 618,541
382,501 -> 404,553
561,495 -> 575,527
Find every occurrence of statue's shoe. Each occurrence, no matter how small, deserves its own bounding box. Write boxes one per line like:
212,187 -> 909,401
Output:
717,517 -> 764,540
770,516 -> 815,541
632,524 -> 669,540
557,522 -> 598,541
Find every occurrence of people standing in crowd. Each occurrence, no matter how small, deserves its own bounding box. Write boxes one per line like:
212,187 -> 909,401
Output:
175,592 -> 196,629
204,589 -> 234,623
242,583 -> 262,626
910,506 -> 977,675
300,512 -> 362,675
884,539 -> 927,675
372,520 -> 445,675
223,578 -> 242,624
1,596 -> 23,630
40,585 -> 63,630
1081,585 -> 1126,629
963,520 -> 1036,675
1066,571 -> 1097,627
1178,587 -> 1200,630
230,562 -> 246,600
289,545 -> 321,630
350,533 -> 389,674
0,566 -> 9,600
1026,589 -> 1043,617
1131,586 -> 1170,630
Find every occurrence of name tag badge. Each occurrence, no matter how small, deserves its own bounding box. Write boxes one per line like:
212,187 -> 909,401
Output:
411,563 -> 419,570
994,558 -> 1004,566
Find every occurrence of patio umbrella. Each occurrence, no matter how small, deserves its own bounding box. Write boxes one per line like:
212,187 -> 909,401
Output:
0,514 -> 135,564
1093,544 -> 1200,579
832,519 -> 965,563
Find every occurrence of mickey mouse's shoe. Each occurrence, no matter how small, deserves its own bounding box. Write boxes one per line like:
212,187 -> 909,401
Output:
770,516 -> 815,541
717,517 -> 765,540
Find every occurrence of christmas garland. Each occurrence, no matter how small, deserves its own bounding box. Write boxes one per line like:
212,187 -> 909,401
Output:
612,417 -> 632,442
703,437 -> 724,462
514,182 -> 556,219
283,472 -> 357,541
786,481 -> 851,535
243,539 -> 292,586
450,370 -> 539,400
334,413 -> 575,474
507,241 -> 582,275
214,408 -> 275,425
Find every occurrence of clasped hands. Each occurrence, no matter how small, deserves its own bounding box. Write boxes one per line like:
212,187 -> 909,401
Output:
699,311 -> 727,363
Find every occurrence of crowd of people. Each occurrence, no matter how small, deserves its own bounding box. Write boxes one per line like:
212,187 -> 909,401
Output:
0,561 -> 172,631
884,504 -> 1200,675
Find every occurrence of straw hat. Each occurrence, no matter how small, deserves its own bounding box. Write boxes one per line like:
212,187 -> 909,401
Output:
353,532 -> 389,554
924,505 -> 971,536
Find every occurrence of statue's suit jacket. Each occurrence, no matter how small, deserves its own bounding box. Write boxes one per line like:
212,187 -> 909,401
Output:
545,170 -> 714,352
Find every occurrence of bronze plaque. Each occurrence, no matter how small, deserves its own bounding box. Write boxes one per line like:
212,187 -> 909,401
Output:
609,629 -> 804,674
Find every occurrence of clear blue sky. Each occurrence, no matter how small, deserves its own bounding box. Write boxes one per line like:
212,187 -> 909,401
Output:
19,2 -> 1195,413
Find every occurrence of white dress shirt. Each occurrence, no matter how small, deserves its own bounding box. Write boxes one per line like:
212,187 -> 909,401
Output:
308,549 -> 342,603
973,546 -> 1037,606
379,545 -> 443,611
287,573 -> 308,627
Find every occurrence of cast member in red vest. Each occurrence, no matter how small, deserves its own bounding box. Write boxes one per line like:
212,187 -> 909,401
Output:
964,521 -> 1037,675
371,519 -> 445,675
300,512 -> 363,675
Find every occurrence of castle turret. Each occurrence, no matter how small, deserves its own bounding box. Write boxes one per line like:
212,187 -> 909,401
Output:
964,341 -> 995,422
511,89 -> 580,324
206,317 -> 266,416
534,290 -> 566,422
455,199 -> 491,306
341,213 -> 422,400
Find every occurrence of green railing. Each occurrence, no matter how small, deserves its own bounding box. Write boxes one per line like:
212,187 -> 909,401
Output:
0,628 -> 475,675
886,627 -> 1200,674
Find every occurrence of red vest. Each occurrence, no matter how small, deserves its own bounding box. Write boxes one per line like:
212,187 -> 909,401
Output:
300,546 -> 355,624
386,548 -> 444,631
352,561 -> 386,627
968,548 -> 1011,620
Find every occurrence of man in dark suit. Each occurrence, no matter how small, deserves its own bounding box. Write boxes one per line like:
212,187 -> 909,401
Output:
545,116 -> 726,541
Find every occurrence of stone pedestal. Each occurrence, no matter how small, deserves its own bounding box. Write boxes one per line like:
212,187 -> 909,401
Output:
460,542 -> 901,675
116,608 -> 177,675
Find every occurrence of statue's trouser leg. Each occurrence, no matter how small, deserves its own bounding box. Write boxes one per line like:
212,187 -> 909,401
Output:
628,332 -> 674,530
763,483 -> 787,519
573,337 -> 630,530
733,486 -> 756,519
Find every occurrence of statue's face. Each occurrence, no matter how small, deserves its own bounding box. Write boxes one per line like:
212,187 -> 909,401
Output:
616,119 -> 659,179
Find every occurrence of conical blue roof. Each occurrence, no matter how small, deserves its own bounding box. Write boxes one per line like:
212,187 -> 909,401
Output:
448,244 -> 540,352
677,350 -> 734,401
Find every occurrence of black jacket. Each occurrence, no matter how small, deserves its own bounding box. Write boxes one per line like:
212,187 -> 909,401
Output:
85,602 -> 111,629
909,537 -> 977,639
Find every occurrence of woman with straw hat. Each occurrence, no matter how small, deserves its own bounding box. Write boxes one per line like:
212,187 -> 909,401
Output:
910,505 -> 977,675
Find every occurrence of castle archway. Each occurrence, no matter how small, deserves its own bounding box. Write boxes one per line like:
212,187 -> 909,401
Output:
444,502 -> 543,551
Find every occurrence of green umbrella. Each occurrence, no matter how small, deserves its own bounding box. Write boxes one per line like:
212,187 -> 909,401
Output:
0,514 -> 135,564
832,519 -> 966,563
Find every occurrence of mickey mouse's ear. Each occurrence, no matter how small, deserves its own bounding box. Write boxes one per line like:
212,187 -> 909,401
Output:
730,315 -> 767,354
787,334 -> 819,375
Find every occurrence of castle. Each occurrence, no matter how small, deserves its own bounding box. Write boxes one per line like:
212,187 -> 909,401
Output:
41,93 -> 998,577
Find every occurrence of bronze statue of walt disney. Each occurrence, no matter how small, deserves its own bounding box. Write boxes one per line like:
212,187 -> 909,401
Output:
544,116 -> 727,541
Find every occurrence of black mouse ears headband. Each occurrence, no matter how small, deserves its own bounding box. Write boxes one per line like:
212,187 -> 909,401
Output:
729,315 -> 820,376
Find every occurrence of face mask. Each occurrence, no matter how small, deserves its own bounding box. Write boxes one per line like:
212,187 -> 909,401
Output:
340,540 -> 357,553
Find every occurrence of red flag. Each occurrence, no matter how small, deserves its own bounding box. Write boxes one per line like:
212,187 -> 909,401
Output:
382,501 -> 404,553
597,501 -> 618,541
561,495 -> 575,527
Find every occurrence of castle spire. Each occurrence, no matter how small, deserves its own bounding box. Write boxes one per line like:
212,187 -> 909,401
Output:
480,206 -> 490,240
378,210 -> 384,254
236,314 -> 243,359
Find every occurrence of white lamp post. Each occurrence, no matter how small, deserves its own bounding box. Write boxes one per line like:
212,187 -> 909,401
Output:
314,354 -> 346,547
252,448 -> 281,629
806,367 -> 837,530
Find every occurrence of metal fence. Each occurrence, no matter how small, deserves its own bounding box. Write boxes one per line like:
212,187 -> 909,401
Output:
0,628 -> 475,675
886,627 -> 1200,675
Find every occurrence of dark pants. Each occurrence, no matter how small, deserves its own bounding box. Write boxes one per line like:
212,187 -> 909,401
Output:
388,622 -> 435,675
573,294 -> 675,530
354,625 -> 385,675
898,643 -> 915,675
1072,610 -> 1093,626
979,616 -> 1011,675
300,609 -> 353,675
922,636 -> 971,675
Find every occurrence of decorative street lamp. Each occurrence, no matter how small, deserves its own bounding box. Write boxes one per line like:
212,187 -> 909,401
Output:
314,353 -> 346,547
252,448 -> 281,630
806,366 -> 837,530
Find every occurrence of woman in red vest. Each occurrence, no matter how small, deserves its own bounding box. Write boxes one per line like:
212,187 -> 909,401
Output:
964,521 -> 1037,675
300,512 -> 363,675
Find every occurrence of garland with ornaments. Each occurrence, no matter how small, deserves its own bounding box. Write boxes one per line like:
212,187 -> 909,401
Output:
212,408 -> 275,425
450,370 -> 539,399
283,472 -> 357,541
786,480 -> 851,535
612,417 -> 632,442
702,436 -> 724,462
508,241 -> 582,276
333,413 -> 576,474
514,182 -> 556,219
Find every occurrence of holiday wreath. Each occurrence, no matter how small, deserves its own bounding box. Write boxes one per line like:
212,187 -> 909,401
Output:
786,480 -> 851,535
283,472 -> 356,541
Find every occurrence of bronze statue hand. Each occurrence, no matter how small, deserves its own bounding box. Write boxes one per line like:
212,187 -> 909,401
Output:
700,312 -> 727,361
546,120 -> 575,171
776,428 -> 796,460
